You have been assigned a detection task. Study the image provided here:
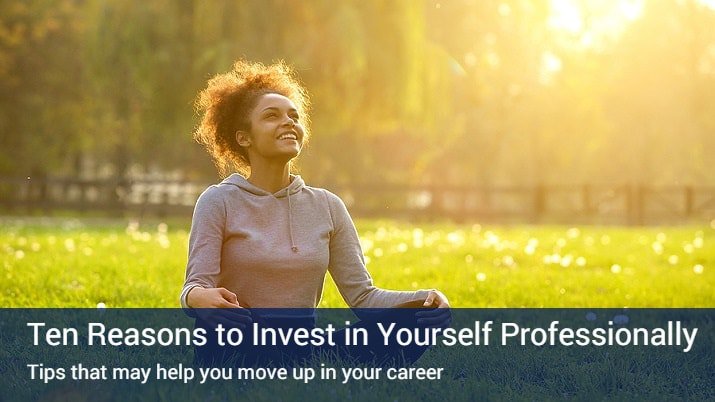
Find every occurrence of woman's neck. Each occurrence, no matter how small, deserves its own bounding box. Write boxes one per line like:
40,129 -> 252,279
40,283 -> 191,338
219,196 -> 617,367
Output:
247,161 -> 291,193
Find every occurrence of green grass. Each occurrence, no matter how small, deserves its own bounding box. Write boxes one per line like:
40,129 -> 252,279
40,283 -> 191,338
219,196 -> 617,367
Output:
1,216 -> 713,307
1,216 -> 713,400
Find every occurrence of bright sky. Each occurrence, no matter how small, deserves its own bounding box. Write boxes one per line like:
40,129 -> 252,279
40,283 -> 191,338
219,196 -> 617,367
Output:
541,0 -> 646,80
548,0 -> 644,46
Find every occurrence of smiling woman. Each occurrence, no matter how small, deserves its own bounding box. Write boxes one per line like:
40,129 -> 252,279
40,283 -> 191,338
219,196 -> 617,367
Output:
193,60 -> 311,178
182,60 -> 451,366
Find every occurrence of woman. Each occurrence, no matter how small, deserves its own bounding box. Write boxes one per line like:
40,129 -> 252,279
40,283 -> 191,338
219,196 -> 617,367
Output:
181,60 -> 449,363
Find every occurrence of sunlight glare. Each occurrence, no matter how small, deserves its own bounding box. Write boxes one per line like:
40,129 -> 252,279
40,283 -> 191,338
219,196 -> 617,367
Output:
548,0 -> 644,48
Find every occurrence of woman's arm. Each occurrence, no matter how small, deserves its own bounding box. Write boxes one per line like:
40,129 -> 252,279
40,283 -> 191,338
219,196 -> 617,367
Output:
181,187 -> 251,327
324,190 -> 448,311
181,186 -> 226,312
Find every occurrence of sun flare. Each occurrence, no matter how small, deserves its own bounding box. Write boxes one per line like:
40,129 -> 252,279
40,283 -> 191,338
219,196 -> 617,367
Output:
548,0 -> 644,47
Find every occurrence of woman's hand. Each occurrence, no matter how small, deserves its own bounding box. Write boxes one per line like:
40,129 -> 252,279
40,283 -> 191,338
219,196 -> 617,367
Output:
187,287 -> 252,329
416,290 -> 451,328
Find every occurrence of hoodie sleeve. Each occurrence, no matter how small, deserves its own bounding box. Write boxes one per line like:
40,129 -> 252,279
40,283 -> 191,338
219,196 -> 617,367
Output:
324,190 -> 431,308
180,186 -> 226,314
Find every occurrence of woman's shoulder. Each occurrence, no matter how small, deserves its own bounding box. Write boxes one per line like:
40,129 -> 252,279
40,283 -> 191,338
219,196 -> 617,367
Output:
193,179 -> 241,210
302,184 -> 344,206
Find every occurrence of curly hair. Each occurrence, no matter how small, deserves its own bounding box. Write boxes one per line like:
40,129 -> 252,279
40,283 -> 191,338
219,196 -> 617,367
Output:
193,60 -> 311,177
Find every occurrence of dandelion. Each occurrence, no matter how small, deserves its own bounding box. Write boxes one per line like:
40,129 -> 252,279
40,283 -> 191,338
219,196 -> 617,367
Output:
560,255 -> 573,268
668,255 -> 679,265
693,264 -> 704,274
14,250 -> 25,260
396,243 -> 408,253
97,302 -> 106,309
476,272 -> 487,282
484,231 -> 500,246
410,281 -> 419,289
576,256 -> 587,267
610,264 -> 622,274
683,244 -> 694,254
651,242 -> 663,255
693,237 -> 703,249
126,220 -> 139,234
525,238 -> 538,255
64,238 -> 76,252
600,235 -> 611,245
158,236 -> 171,249
375,227 -> 388,241
551,253 -> 562,264
158,223 -> 168,233
656,232 -> 667,243
30,242 -> 41,252
359,237 -> 374,253
446,231 -> 464,246
502,255 -> 515,267
566,228 -> 580,239
465,254 -> 474,263
559,288 -> 566,295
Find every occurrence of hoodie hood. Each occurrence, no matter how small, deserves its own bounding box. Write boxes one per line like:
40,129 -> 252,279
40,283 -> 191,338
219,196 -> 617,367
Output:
220,173 -> 304,198
220,173 -> 304,253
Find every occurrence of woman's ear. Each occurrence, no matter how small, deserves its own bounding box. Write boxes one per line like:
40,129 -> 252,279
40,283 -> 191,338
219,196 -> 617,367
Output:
236,130 -> 251,148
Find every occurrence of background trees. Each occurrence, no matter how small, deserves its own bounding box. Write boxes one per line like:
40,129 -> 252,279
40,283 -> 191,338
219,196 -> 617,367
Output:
1,0 -> 713,186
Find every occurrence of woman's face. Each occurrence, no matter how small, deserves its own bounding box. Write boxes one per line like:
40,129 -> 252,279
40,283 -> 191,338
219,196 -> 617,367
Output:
238,93 -> 305,164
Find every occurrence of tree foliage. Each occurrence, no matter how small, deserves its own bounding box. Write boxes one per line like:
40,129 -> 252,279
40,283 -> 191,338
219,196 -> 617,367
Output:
0,0 -> 713,185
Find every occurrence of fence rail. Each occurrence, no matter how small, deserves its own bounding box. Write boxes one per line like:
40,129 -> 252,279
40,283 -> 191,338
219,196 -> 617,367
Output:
1,177 -> 714,224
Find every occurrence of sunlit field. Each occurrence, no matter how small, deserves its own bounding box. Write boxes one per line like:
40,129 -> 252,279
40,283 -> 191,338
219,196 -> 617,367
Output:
1,217 -> 712,308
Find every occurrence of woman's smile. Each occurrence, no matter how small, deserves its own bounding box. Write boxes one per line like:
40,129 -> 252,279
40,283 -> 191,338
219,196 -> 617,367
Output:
243,93 -> 305,162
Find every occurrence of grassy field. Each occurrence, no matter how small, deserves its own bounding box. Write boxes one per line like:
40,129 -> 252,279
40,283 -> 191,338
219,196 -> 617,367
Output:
1,216 -> 712,307
1,216 -> 713,400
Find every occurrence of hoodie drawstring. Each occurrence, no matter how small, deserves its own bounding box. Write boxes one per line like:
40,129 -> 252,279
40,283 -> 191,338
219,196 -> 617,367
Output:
287,190 -> 298,253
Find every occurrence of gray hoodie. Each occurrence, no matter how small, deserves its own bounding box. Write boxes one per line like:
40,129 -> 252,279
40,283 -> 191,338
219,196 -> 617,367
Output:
180,174 -> 430,311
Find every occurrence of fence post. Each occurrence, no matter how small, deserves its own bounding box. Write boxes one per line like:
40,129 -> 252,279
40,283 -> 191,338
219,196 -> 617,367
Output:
582,184 -> 592,215
684,186 -> 693,217
533,183 -> 545,224
627,184 -> 645,226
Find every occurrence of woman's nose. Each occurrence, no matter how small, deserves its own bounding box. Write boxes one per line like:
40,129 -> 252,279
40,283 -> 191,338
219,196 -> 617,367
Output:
282,116 -> 296,127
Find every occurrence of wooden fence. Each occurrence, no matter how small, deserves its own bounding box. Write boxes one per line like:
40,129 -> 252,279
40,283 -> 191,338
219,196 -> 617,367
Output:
1,176 -> 714,225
